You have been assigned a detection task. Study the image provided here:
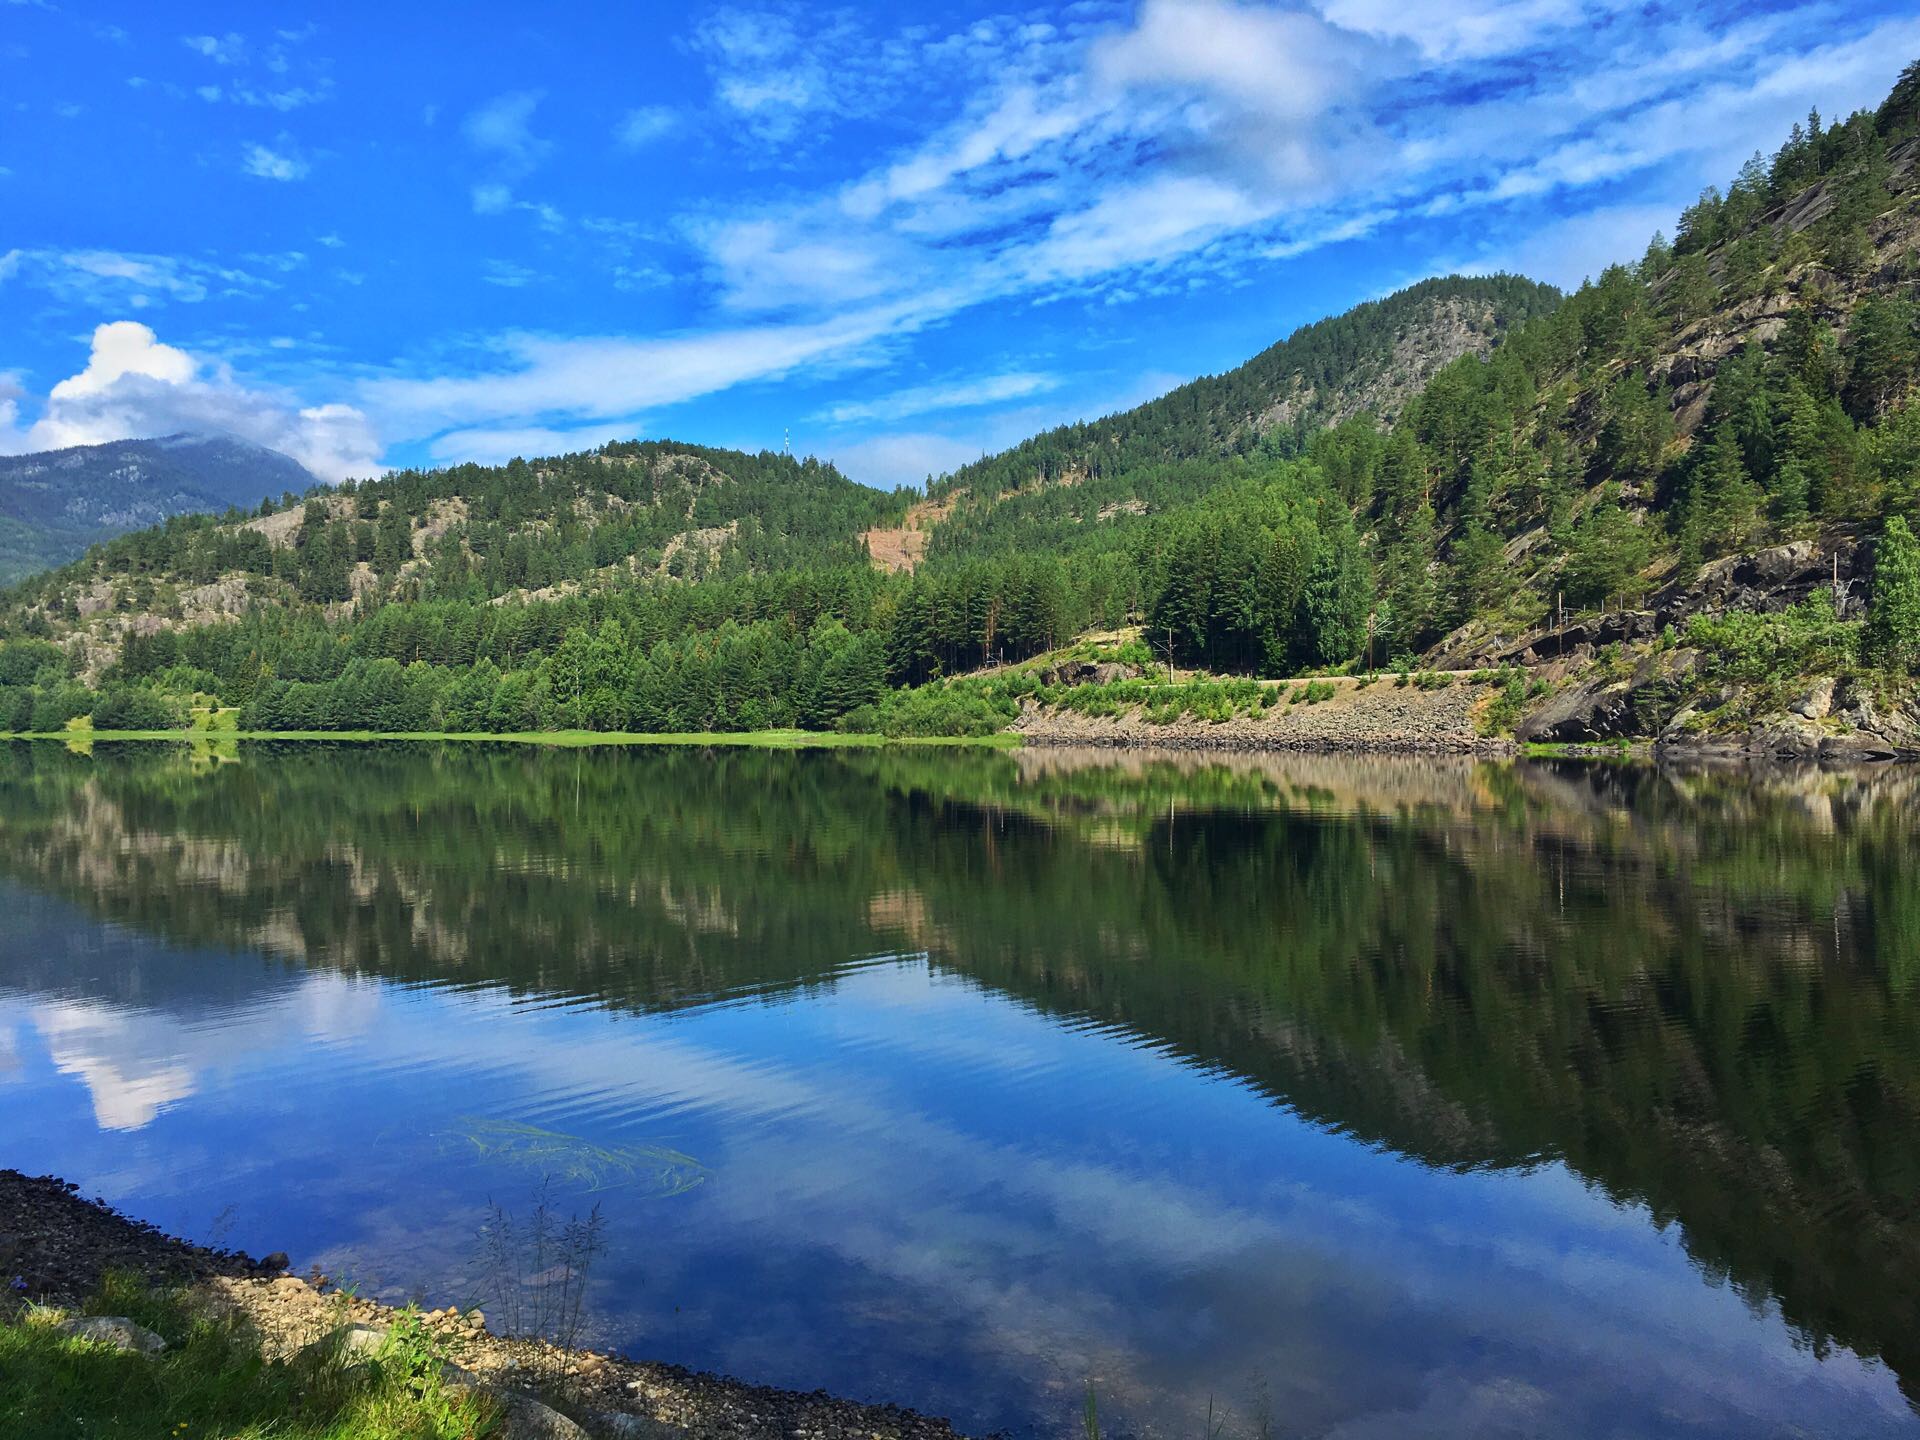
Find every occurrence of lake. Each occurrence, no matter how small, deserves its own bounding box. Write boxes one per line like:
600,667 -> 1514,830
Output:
1,741 -> 1917,1438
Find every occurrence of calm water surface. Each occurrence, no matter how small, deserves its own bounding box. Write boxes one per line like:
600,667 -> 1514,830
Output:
2,742 -> 1918,1438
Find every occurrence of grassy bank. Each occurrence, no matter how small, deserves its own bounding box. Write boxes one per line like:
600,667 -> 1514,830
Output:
1,1273 -> 493,1440
2,1169 -> 971,1440
0,727 -> 1023,749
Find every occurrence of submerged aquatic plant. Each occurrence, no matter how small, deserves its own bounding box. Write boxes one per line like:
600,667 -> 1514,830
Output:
447,1117 -> 708,1196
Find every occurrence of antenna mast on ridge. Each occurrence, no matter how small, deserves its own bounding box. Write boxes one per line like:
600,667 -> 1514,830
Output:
783,427 -> 791,457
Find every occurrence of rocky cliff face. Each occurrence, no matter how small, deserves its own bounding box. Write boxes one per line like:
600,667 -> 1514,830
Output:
1656,135 -> 1920,440
1251,294 -> 1512,435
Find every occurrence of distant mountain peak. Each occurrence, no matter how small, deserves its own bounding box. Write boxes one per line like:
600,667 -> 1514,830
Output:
0,433 -> 318,585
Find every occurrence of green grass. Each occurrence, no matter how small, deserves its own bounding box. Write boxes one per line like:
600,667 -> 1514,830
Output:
0,1274 -> 495,1440
0,728 -> 1022,750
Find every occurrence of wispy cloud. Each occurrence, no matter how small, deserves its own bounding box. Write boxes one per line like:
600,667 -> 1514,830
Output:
335,2 -> 1920,461
361,294 -> 946,438
3,248 -> 275,307
823,372 -> 1060,426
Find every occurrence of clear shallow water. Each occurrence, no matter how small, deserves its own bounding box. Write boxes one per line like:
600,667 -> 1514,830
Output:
1,742 -> 1918,1439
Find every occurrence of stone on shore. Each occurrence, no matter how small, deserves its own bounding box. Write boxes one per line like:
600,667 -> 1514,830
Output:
55,1315 -> 167,1354
492,1389 -> 592,1439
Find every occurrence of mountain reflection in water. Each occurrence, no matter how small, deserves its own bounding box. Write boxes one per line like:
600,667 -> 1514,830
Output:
1,741 -> 1916,1438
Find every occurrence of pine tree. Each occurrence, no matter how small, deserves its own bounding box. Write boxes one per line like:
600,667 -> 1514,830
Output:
1683,421 -> 1763,561
1844,296 -> 1919,422
1865,515 -> 1920,671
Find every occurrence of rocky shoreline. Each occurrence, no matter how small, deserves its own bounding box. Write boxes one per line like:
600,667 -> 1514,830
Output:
1011,678 -> 1503,753
1006,665 -> 1920,763
0,1169 -> 972,1440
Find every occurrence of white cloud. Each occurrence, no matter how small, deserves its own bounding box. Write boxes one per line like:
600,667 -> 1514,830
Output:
1018,174 -> 1268,286
824,372 -> 1060,426
182,31 -> 246,65
6,321 -> 380,482
614,106 -> 676,149
465,88 -> 547,164
464,90 -> 550,213
827,368 -> 1188,487
1094,0 -> 1374,122
693,8 -> 816,138
241,142 -> 308,181
361,296 -> 942,439
700,218 -> 914,313
48,320 -> 194,397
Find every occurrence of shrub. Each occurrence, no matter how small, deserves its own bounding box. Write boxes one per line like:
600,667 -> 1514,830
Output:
1686,594 -> 1860,684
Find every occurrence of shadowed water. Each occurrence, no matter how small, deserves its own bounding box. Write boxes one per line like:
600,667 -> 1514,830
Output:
1,740 -> 1918,1438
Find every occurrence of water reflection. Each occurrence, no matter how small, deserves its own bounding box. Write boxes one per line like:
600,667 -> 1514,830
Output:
0,741 -> 1917,1437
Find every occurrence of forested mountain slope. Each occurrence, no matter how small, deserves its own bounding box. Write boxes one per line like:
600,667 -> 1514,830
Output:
1352,78 -> 1920,666
914,274 -> 1560,558
0,433 -> 315,586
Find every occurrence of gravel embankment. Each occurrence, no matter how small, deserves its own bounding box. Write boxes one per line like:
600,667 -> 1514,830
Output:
1,1169 -> 971,1440
1014,679 -> 1502,752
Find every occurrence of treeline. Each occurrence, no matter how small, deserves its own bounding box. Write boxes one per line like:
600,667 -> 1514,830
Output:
0,454 -> 1395,735
4,442 -> 907,614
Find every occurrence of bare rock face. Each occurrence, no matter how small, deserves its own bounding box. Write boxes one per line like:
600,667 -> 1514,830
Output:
1790,678 -> 1837,720
1037,660 -> 1140,686
1515,679 -> 1637,743
1653,537 -> 1868,623
55,1315 -> 167,1355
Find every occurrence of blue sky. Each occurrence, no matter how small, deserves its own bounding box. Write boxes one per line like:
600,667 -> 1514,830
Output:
2,1 -> 1917,489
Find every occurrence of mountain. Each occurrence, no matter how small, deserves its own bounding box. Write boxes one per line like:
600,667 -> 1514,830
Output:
0,433 -> 316,585
2,62 -> 1919,745
898,274 -> 1561,560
